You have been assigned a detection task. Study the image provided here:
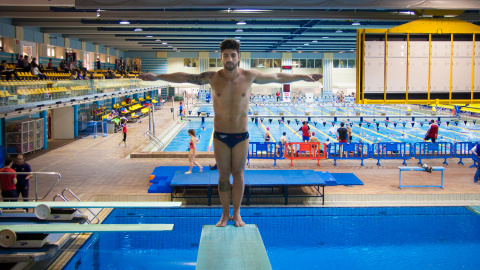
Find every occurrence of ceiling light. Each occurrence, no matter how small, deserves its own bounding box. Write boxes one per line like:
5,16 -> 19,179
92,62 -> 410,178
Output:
336,29 -> 343,33
162,42 -> 167,45
119,21 -> 130,25
237,20 -> 247,25
350,49 -> 355,51
322,36 -> 329,39
312,40 -> 318,43
168,45 -> 172,47
304,43 -> 309,46
155,39 -> 161,41
146,35 -> 153,38
236,40 -> 241,42
235,36 -> 241,39
134,28 -> 143,31
235,29 -> 243,32
352,22 -> 361,26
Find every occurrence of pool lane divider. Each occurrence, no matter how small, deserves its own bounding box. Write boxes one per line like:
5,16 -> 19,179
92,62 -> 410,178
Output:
207,129 -> 214,152
196,224 -> 272,270
281,120 -> 303,139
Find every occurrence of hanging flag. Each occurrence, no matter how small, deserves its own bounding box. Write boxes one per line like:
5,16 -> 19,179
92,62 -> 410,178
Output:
420,123 -> 423,127
464,121 -> 467,125
446,121 -> 449,126
376,123 -> 380,127
394,123 -> 397,128
278,119 -> 282,124
385,123 -> 388,127
251,117 -> 255,122
368,124 -> 371,128
323,122 -> 326,127
350,123 -> 353,127
314,121 -> 317,126
411,123 -> 414,128
359,123 -> 362,127
287,120 -> 291,124
269,119 -> 272,124
402,123 -> 406,127
474,120 -> 477,125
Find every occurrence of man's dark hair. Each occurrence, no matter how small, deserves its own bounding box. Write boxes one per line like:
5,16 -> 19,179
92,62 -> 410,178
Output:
1,60 -> 6,64
431,120 -> 435,124
220,39 -> 240,54
283,132 -> 286,135
340,122 -> 345,127
4,155 -> 12,166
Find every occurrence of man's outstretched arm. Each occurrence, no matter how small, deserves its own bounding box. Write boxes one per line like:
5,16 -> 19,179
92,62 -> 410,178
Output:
139,71 -> 214,85
252,70 -> 323,84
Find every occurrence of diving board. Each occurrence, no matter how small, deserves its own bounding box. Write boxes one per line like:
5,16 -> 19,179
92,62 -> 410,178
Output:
0,224 -> 174,248
0,201 -> 182,209
196,225 -> 272,270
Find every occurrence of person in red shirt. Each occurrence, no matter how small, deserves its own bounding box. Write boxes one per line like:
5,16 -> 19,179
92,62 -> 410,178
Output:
0,156 -> 18,202
424,120 -> 439,143
119,119 -> 128,147
276,92 -> 280,102
295,121 -> 311,142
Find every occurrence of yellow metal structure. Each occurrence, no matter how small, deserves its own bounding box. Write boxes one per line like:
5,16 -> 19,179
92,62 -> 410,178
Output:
357,18 -> 480,105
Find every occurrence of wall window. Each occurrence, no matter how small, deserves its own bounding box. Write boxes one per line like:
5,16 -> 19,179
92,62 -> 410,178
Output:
334,59 -> 355,68
251,58 -> 281,68
184,58 -> 199,67
209,58 -> 221,68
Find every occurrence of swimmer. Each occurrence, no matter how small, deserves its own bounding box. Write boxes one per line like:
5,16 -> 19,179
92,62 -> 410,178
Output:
185,129 -> 203,174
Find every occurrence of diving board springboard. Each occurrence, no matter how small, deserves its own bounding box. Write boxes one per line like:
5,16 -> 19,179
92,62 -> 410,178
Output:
0,201 -> 182,209
196,224 -> 272,270
0,224 -> 174,248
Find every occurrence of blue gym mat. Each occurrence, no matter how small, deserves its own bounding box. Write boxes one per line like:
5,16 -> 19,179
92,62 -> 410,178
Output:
330,173 -> 364,186
315,171 -> 337,186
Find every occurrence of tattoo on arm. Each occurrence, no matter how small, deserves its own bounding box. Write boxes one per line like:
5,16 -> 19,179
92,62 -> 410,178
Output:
186,71 -> 214,85
219,181 -> 232,192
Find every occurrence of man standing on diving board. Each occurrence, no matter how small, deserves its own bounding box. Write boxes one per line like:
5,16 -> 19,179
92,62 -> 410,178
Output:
140,39 -> 323,227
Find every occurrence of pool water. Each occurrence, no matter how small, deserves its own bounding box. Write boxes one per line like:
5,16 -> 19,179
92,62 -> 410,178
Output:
63,207 -> 480,270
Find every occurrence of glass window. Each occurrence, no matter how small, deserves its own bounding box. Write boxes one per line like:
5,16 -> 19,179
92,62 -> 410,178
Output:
274,59 -> 281,68
333,59 -> 340,68
258,59 -> 265,68
209,58 -> 216,68
191,58 -> 199,67
307,59 -> 315,68
299,59 -> 306,68
314,59 -> 322,68
216,58 -> 222,68
292,59 -> 300,68
339,59 -> 347,68
265,59 -> 273,68
348,59 -> 356,68
184,58 -> 192,67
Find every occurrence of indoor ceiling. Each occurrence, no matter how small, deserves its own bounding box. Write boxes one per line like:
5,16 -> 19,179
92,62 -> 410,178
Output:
1,0 -> 480,53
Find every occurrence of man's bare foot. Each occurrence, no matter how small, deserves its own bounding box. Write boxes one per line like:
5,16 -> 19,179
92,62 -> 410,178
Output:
232,214 -> 246,227
185,171 -> 192,174
216,214 -> 231,227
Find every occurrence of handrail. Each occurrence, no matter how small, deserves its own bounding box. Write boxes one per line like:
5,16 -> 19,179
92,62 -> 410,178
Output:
144,130 -> 165,151
0,171 -> 61,201
55,188 -> 100,224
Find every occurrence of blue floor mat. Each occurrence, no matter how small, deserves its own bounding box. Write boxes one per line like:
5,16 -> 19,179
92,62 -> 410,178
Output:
330,173 -> 364,185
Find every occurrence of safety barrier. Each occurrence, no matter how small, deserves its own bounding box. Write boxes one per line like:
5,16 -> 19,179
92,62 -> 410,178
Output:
413,142 -> 452,165
454,141 -> 477,165
284,142 -> 327,166
329,142 -> 370,166
373,142 -> 412,166
247,142 -> 278,166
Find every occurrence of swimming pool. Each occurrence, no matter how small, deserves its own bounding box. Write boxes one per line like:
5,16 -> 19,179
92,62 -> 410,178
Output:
63,207 -> 480,270
165,106 -> 479,152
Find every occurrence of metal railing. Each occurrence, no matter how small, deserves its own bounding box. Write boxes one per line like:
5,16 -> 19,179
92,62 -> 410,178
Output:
53,188 -> 100,224
0,171 -> 61,201
144,130 -> 165,151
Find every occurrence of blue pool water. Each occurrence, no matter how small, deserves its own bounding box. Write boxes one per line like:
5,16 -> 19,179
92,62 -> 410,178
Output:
165,105 -> 480,152
64,207 -> 480,270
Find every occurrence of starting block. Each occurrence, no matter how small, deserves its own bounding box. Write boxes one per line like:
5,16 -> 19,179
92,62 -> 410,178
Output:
0,224 -> 174,248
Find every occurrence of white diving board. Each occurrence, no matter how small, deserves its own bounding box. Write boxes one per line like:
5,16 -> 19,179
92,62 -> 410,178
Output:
0,201 -> 182,209
0,224 -> 174,248
196,224 -> 272,270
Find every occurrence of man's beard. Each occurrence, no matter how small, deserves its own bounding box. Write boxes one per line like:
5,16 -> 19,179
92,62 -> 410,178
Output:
224,61 -> 237,71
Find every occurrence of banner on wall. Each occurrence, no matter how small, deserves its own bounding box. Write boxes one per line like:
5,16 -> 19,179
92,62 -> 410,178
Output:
282,84 -> 291,102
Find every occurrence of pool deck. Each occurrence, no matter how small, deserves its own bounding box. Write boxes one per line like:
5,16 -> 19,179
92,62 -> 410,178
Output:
22,104 -> 480,207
